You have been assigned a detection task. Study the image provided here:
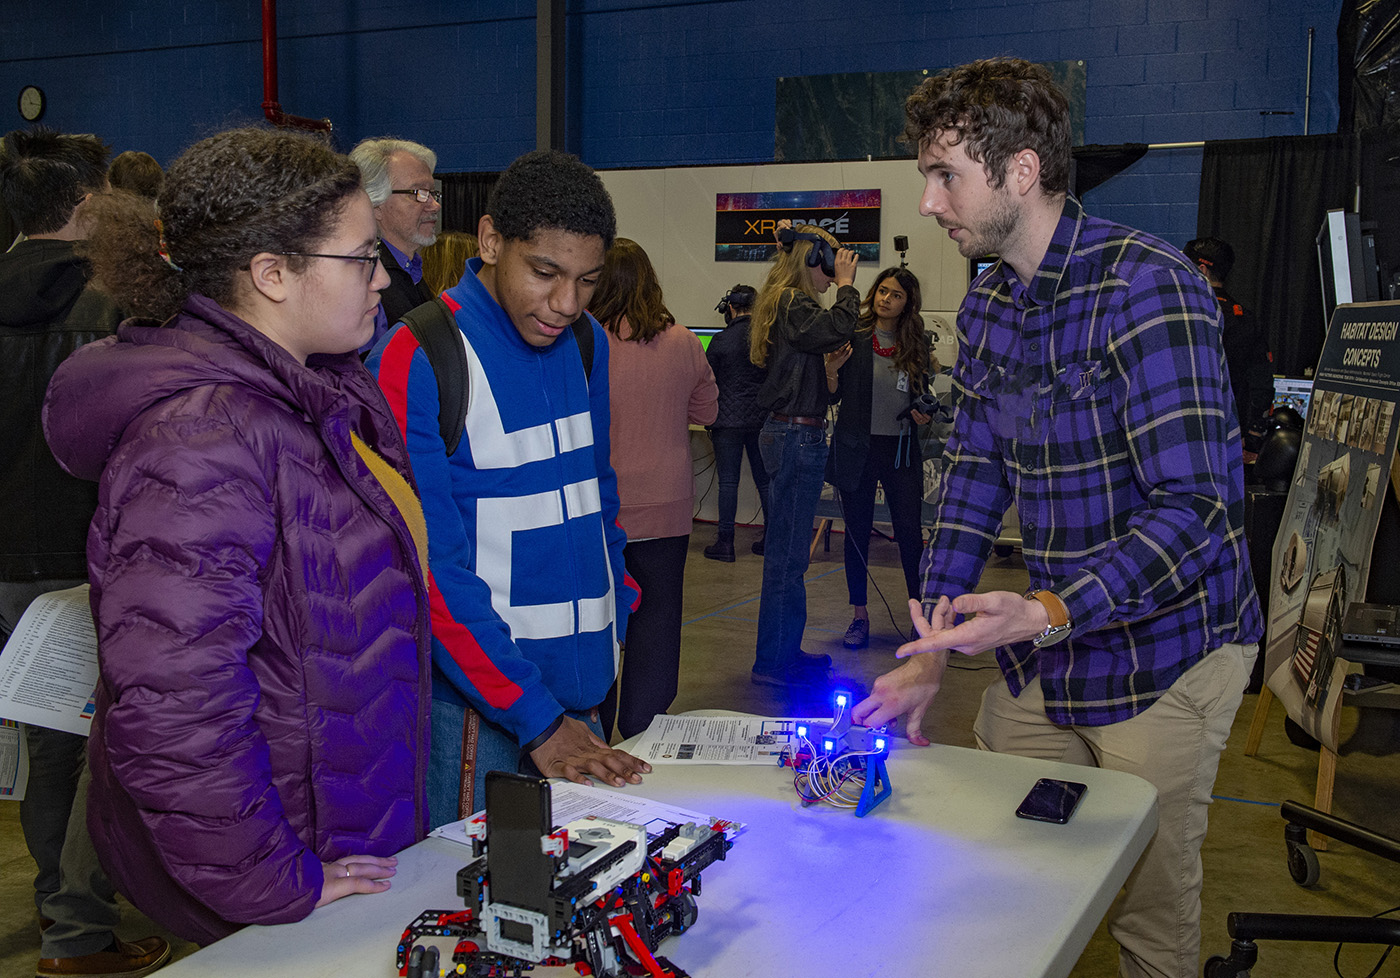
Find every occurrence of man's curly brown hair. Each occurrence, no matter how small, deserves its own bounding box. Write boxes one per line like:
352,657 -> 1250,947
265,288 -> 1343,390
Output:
903,58 -> 1071,195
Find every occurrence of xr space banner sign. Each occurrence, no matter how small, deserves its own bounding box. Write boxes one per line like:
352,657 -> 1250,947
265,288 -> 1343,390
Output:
715,189 -> 881,264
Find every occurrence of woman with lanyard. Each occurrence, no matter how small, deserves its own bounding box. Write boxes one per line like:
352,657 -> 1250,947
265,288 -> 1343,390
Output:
748,220 -> 860,688
826,267 -> 932,649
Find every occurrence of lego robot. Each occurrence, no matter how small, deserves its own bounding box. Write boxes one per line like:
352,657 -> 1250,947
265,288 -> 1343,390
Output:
396,772 -> 732,978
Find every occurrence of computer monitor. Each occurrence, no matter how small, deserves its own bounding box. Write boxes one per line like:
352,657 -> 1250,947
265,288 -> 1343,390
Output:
689,326 -> 723,352
1273,376 -> 1313,420
1317,209 -> 1380,328
968,255 -> 998,283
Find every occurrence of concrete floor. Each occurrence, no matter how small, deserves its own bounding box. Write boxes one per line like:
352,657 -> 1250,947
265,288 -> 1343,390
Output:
2,523 -> 1397,977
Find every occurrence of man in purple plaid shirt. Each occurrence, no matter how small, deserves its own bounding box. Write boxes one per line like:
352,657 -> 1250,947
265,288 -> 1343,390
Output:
852,58 -> 1263,978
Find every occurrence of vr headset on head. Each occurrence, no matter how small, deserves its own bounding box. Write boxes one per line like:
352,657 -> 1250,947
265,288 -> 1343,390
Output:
715,284 -> 755,313
777,227 -> 837,278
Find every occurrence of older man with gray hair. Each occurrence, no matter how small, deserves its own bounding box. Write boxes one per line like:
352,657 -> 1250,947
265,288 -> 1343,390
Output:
350,137 -> 442,348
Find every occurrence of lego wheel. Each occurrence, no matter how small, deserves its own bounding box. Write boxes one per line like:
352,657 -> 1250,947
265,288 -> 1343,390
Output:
673,892 -> 698,933
1286,840 -> 1320,887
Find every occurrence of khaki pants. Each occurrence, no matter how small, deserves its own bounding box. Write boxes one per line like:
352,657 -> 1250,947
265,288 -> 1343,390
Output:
973,642 -> 1255,978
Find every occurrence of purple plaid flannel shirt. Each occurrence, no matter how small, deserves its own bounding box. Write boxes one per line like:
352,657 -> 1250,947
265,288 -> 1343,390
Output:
921,196 -> 1263,726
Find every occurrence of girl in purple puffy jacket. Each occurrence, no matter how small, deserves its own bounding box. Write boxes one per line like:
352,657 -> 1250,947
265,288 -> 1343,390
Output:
43,128 -> 433,945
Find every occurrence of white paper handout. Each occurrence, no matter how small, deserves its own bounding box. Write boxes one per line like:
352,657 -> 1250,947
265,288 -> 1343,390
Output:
630,714 -> 812,764
0,719 -> 28,800
430,779 -> 743,847
0,585 -> 98,737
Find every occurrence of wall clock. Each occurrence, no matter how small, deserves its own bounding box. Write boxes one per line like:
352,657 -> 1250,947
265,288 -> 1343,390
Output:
19,85 -> 45,122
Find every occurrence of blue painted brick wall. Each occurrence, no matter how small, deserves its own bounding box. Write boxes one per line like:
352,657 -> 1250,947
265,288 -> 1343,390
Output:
2,0 -> 1342,244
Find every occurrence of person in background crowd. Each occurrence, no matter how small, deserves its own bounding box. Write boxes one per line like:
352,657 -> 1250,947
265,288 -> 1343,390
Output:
592,237 -> 717,739
828,266 -> 932,650
1,125 -> 168,978
368,149 -> 650,827
748,220 -> 860,688
44,126 -> 432,946
1184,236 -> 1274,433
350,138 -> 441,350
853,58 -> 1262,978
703,283 -> 771,561
420,230 -> 479,296
105,150 -> 163,200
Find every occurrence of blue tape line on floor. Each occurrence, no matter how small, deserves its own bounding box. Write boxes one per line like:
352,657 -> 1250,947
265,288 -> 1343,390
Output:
1211,795 -> 1281,807
683,565 -> 844,626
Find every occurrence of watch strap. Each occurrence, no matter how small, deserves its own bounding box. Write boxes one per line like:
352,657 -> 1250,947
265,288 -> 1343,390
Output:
1027,589 -> 1070,629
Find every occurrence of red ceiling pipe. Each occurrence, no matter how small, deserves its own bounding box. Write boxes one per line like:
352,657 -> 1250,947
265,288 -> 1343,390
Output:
261,0 -> 332,132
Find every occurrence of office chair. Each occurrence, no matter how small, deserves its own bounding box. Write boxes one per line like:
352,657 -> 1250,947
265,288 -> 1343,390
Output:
1204,801 -> 1400,977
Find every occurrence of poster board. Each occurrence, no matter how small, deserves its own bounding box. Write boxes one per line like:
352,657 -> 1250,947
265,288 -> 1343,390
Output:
1262,300 -> 1400,749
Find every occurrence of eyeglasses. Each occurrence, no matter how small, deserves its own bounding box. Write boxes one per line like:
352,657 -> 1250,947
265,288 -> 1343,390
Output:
390,188 -> 442,204
279,243 -> 383,282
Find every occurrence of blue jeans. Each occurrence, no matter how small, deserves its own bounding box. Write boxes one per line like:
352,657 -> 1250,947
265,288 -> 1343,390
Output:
753,417 -> 830,675
429,696 -> 605,827
709,426 -> 769,534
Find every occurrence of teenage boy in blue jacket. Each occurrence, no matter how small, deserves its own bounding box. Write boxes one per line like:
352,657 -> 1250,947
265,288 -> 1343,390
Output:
370,150 -> 650,826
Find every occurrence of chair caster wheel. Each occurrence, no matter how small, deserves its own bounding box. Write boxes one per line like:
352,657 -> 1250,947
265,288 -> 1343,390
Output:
1287,840 -> 1320,886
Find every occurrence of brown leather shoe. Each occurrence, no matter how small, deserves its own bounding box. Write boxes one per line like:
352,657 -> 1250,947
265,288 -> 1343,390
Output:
36,936 -> 171,978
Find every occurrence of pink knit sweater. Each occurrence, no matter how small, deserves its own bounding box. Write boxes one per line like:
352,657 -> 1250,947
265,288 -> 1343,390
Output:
606,318 -> 718,539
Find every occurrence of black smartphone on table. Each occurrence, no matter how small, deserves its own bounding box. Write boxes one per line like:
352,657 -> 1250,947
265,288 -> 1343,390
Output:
1016,778 -> 1088,824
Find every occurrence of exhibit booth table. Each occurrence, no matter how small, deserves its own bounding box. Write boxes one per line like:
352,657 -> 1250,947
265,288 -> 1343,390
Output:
154,728 -> 1157,978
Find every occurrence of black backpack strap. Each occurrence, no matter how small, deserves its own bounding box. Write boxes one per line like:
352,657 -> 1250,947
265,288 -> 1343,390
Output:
399,297 -> 470,456
570,313 -> 595,381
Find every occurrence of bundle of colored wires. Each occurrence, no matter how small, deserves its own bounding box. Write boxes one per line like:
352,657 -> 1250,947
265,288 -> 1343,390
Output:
789,700 -> 886,809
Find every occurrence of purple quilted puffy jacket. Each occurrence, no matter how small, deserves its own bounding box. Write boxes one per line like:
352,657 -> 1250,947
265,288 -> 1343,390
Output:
43,295 -> 431,945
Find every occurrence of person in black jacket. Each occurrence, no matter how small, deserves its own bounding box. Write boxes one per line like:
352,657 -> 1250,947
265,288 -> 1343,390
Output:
1184,236 -> 1273,432
749,221 -> 861,688
0,125 -> 169,978
349,138 -> 441,351
703,284 -> 770,561
828,267 -> 932,649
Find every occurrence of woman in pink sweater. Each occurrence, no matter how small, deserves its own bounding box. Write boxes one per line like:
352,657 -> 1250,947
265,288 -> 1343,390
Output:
593,238 -> 717,738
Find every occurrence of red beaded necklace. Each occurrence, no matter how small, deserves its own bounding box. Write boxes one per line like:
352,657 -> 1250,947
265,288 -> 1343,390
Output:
872,330 -> 897,358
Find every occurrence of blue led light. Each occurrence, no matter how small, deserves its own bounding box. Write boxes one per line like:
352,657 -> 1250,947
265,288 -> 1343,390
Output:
834,691 -> 849,707
796,724 -> 808,737
875,737 -> 887,752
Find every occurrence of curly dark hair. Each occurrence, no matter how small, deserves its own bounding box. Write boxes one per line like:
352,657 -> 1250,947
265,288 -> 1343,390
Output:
79,127 -> 362,321
0,126 -> 110,234
486,149 -> 616,249
903,58 -> 1071,195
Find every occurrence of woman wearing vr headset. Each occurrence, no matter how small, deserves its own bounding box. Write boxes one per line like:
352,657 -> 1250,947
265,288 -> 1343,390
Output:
748,220 -> 860,688
827,267 -> 933,649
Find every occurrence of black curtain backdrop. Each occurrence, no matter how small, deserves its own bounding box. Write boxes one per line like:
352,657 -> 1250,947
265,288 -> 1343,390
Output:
1197,134 -> 1358,379
1338,0 -> 1400,133
440,172 -> 499,234
1071,143 -> 1149,197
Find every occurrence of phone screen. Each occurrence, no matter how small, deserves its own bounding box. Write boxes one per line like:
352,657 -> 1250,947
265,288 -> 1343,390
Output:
1015,778 -> 1088,824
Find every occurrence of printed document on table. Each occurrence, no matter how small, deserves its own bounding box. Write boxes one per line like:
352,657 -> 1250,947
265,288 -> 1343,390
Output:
0,585 -> 98,737
631,714 -> 813,764
430,780 -> 743,847
0,720 -> 28,800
